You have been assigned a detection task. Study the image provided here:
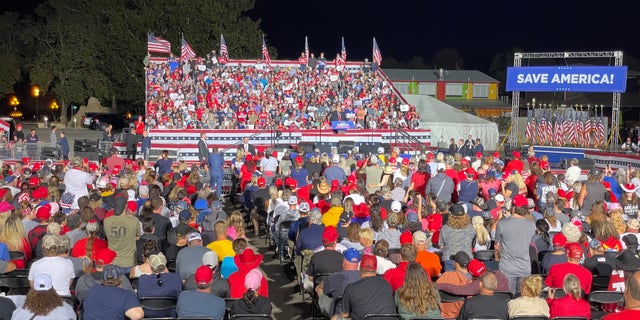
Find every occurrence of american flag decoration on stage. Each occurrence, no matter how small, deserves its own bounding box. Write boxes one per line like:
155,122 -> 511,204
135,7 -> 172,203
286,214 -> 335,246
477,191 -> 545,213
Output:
584,111 -> 593,147
539,113 -> 548,145
219,34 -> 229,64
554,113 -> 564,146
147,34 -> 171,54
564,110 -> 575,146
595,105 -> 606,148
372,37 -> 382,66
546,109 -> 553,146
576,111 -> 585,147
525,108 -> 533,144
180,35 -> 196,61
341,37 -> 346,61
261,35 -> 271,67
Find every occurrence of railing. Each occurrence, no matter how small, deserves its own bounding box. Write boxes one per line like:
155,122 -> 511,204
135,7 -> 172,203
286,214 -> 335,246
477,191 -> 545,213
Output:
390,125 -> 428,154
0,142 -> 60,161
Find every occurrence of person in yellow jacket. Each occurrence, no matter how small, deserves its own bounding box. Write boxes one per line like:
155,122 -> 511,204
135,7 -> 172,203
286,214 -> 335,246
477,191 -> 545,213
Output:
322,197 -> 344,228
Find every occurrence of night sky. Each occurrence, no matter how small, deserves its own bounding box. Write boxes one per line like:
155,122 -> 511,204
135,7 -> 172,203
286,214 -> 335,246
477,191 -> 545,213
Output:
3,0 -> 639,72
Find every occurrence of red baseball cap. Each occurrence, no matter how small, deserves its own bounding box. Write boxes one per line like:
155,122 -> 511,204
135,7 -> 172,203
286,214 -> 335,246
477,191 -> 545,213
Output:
36,204 -> 52,221
257,177 -> 266,187
476,152 -> 483,158
426,153 -> 435,159
468,259 -> 487,278
322,226 -> 338,243
567,243 -> 583,259
552,233 -> 567,247
94,248 -> 117,265
399,231 -> 413,245
512,194 -> 528,208
294,156 -> 304,164
195,265 -> 213,285
401,158 -> 410,166
360,254 -> 377,272
389,157 -> 397,164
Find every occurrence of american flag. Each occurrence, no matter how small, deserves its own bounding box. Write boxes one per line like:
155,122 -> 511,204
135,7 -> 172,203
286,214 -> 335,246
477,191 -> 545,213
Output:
538,115 -> 547,144
180,36 -> 196,61
341,37 -> 346,61
304,36 -> 309,61
596,118 -> 606,146
563,112 -> 574,145
525,109 -> 532,143
575,116 -> 585,147
554,116 -> 564,146
372,37 -> 382,66
219,34 -> 229,63
262,36 -> 271,66
148,34 -> 171,54
546,114 -> 553,145
584,117 -> 593,147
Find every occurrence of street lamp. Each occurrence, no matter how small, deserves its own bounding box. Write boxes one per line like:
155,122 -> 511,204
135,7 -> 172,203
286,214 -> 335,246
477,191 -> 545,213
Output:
33,87 -> 40,122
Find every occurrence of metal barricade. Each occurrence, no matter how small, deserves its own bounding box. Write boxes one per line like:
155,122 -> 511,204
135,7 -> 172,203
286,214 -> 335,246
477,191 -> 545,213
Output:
222,166 -> 234,198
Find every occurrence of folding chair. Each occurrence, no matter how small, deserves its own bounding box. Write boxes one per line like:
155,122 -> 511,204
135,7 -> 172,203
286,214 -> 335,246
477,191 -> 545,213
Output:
591,275 -> 610,292
588,290 -> 623,320
229,315 -> 272,319
138,296 -> 178,314
361,314 -> 401,319
438,290 -> 466,303
474,250 -> 496,261
311,273 -> 334,320
492,290 -> 513,301
509,316 -> 549,320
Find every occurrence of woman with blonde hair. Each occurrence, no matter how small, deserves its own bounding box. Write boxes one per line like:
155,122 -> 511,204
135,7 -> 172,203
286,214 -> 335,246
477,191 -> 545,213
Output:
0,215 -> 32,269
547,273 -> 591,319
610,207 -> 627,235
471,216 -> 490,251
508,275 -> 549,318
226,210 -> 245,240
395,262 -> 441,319
502,171 -> 527,199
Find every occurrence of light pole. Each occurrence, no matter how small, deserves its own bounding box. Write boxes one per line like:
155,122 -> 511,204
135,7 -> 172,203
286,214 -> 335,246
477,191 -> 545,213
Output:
33,87 -> 40,123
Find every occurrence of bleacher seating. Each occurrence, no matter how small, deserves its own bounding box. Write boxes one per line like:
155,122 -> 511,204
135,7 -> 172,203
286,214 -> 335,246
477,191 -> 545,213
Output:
144,59 -> 420,131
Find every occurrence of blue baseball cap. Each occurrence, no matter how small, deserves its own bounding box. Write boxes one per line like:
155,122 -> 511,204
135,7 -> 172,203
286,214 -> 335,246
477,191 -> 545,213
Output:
344,248 -> 361,263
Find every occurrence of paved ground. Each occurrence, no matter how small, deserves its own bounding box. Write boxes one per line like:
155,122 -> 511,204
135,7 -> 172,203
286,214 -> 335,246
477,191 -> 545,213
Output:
233,200 -> 315,320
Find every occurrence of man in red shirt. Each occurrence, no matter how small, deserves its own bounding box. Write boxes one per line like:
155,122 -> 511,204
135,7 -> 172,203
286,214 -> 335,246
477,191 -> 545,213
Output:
545,243 -> 592,294
603,271 -> 640,319
383,244 -> 417,293
503,150 -> 524,174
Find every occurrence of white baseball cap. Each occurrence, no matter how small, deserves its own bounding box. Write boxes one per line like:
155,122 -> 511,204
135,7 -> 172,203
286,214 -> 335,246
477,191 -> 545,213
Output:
391,200 -> 402,213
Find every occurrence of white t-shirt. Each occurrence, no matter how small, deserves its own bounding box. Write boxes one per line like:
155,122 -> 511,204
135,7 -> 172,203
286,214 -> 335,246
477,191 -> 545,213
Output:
63,168 -> 94,209
375,256 -> 396,275
28,256 -> 75,296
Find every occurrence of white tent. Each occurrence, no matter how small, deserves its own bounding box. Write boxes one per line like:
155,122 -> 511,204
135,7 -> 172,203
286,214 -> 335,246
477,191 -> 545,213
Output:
403,94 -> 500,150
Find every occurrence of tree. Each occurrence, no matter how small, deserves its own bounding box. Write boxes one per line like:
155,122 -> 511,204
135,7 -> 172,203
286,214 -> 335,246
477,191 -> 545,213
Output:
0,13 -> 26,97
407,56 -> 427,69
432,48 -> 464,70
28,0 -> 111,123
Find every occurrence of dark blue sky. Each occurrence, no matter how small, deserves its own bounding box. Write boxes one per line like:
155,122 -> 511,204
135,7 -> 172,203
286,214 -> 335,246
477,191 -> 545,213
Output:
4,0 -> 638,72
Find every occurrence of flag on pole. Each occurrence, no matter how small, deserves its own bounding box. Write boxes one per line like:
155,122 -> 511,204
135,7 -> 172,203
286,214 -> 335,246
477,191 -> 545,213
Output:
341,37 -> 346,61
597,106 -> 606,147
576,113 -> 585,147
180,35 -> 196,61
567,110 -> 578,146
261,36 -> 271,67
525,108 -> 532,143
554,114 -> 564,146
584,116 -> 593,147
538,114 -> 547,145
148,34 -> 171,54
219,34 -> 229,64
304,36 -> 309,61
372,37 -> 382,66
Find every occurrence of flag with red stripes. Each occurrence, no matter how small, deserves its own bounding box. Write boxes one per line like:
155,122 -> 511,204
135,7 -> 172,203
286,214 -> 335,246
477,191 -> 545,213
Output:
567,111 -> 578,146
341,37 -> 346,61
546,115 -> 553,145
576,116 -> 585,147
219,34 -> 229,64
261,36 -> 271,67
525,109 -> 532,143
554,115 -> 564,146
180,36 -> 196,61
538,115 -> 547,144
372,37 -> 382,66
148,34 -> 171,54
584,117 -> 593,147
596,118 -> 605,146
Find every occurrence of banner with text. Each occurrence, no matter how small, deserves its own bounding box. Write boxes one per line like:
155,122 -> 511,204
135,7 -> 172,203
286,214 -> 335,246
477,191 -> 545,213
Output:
331,121 -> 355,130
506,66 -> 628,92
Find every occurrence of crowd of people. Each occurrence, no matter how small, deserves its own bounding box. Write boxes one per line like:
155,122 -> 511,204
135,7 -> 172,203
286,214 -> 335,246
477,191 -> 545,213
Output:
144,54 -> 421,131
2,127 -> 640,319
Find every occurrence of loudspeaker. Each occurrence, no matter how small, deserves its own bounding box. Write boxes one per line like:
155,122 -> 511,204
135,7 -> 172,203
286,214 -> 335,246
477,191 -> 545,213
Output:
297,142 -> 315,154
41,147 -> 60,160
338,140 -> 355,149
317,143 -> 332,154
